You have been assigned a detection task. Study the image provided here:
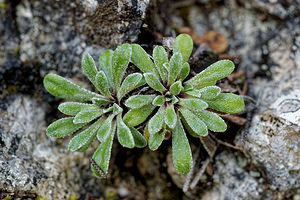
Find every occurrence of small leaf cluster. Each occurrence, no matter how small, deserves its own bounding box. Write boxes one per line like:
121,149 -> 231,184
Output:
43,34 -> 245,177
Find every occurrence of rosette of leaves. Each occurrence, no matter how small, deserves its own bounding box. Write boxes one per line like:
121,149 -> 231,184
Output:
43,44 -> 147,177
123,34 -> 245,175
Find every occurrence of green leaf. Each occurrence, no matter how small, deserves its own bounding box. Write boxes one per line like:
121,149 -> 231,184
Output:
112,44 -> 132,90
95,71 -> 113,98
153,45 -> 169,82
148,107 -> 165,135
187,60 -> 235,89
179,108 -> 208,136
129,127 -> 147,148
92,120 -> 116,174
117,115 -> 135,148
173,34 -> 193,64
73,108 -> 103,124
178,62 -> 190,81
169,80 -> 183,96
68,116 -> 105,152
180,114 -> 200,138
152,95 -> 165,106
103,106 -> 113,113
172,119 -> 193,175
206,93 -> 245,113
92,97 -> 112,107
99,49 -> 114,89
172,95 -> 179,104
113,103 -> 123,115
82,53 -> 98,86
123,104 -> 156,127
44,74 -> 102,101
125,95 -> 155,109
144,73 -> 166,94
179,98 -> 208,112
196,110 -> 227,132
168,53 -> 182,85
58,102 -> 98,116
131,44 -> 158,75
183,83 -> 193,91
117,73 -> 143,100
97,114 -> 114,142
199,86 -> 221,100
46,117 -> 86,138
184,89 -> 202,98
165,103 -> 177,129
148,129 -> 165,151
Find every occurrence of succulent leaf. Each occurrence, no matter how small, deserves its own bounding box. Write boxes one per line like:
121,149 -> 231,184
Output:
172,119 -> 193,175
144,73 -> 166,94
152,95 -> 165,106
58,102 -> 98,116
92,121 -> 116,175
117,73 -> 143,100
73,108 -> 103,124
95,71 -> 113,98
168,53 -> 182,85
46,117 -> 86,138
178,62 -> 190,82
148,107 -> 165,135
129,127 -> 147,148
43,74 -> 102,101
68,116 -> 105,152
98,49 -> 114,89
169,80 -> 183,96
173,34 -> 193,64
179,108 -> 208,136
148,129 -> 165,151
112,44 -> 132,90
187,60 -> 235,89
82,53 -> 98,86
125,95 -> 155,109
206,93 -> 245,113
97,114 -> 114,142
117,115 -> 135,148
199,86 -> 221,100
196,110 -> 227,132
131,44 -> 158,75
123,104 -> 156,127
179,98 -> 208,112
153,45 -> 169,82
165,103 -> 177,129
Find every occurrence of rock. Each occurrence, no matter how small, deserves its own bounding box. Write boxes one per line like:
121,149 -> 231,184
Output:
0,94 -> 103,199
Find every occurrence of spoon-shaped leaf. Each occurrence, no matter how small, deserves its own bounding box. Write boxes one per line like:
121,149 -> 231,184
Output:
73,108 -> 103,124
68,116 -> 105,152
129,127 -> 147,148
148,107 -> 165,135
199,86 -> 221,100
184,89 -> 201,98
117,115 -> 135,148
117,73 -> 143,100
46,117 -> 86,138
58,102 -> 98,116
95,71 -> 113,98
153,45 -> 168,82
123,104 -> 156,127
165,103 -> 177,129
144,73 -> 166,94
112,44 -> 132,90
125,95 -> 155,109
169,80 -> 183,96
179,108 -> 208,136
44,74 -> 102,101
92,120 -> 116,175
82,53 -> 98,87
97,114 -> 114,142
113,103 -> 123,115
178,62 -> 190,82
99,49 -> 114,89
172,119 -> 193,175
173,34 -> 193,64
196,110 -> 227,132
179,98 -> 208,112
206,93 -> 245,113
152,95 -> 165,106
149,128 -> 165,151
168,53 -> 182,85
187,60 -> 235,89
